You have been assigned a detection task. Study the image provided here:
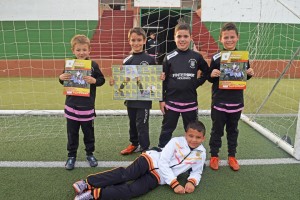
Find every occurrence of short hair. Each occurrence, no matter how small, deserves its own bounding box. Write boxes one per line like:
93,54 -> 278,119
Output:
187,120 -> 206,136
220,22 -> 239,37
174,23 -> 191,35
128,27 -> 146,40
70,34 -> 90,50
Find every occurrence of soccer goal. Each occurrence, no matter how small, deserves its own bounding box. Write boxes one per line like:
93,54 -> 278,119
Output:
0,0 -> 299,160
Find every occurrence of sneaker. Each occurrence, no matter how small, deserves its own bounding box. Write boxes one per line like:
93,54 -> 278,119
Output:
228,156 -> 240,171
73,180 -> 87,195
133,145 -> 147,153
65,157 -> 76,170
74,190 -> 93,200
86,155 -> 98,167
210,157 -> 219,170
120,144 -> 137,155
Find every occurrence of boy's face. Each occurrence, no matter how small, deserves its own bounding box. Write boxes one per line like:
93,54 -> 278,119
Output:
72,43 -> 90,60
129,33 -> 146,53
174,29 -> 191,51
150,33 -> 155,39
185,128 -> 205,149
220,30 -> 239,50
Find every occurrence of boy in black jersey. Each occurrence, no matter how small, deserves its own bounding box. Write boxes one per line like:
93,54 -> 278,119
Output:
158,23 -> 209,148
59,35 -> 105,170
110,27 -> 165,155
208,22 -> 254,171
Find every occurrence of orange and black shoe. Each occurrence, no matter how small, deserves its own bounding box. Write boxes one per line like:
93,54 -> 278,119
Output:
120,144 -> 137,155
210,157 -> 219,170
228,156 -> 240,171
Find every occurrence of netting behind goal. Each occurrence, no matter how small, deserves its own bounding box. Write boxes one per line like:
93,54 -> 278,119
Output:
0,0 -> 299,159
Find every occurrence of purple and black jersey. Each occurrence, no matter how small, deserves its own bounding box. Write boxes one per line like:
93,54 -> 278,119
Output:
162,48 -> 209,103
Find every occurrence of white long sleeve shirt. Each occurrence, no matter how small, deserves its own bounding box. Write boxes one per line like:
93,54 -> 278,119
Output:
144,136 -> 206,187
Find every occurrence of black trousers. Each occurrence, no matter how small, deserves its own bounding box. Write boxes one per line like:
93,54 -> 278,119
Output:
158,108 -> 198,148
209,108 -> 241,157
66,118 -> 95,157
127,107 -> 150,150
87,156 -> 159,200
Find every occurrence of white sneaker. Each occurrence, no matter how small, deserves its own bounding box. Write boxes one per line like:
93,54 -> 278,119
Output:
73,180 -> 87,195
74,190 -> 93,200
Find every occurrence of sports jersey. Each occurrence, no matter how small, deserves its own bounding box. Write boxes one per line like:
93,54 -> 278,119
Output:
59,60 -> 105,121
144,136 -> 206,186
123,51 -> 156,109
162,48 -> 209,103
208,50 -> 252,112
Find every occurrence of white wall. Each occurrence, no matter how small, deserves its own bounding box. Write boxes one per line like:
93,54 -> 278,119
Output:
134,0 -> 181,7
202,0 -> 300,24
0,0 -> 98,21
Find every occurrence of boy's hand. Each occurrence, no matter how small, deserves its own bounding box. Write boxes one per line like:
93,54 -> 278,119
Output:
184,182 -> 195,193
174,185 -> 185,194
246,68 -> 254,76
197,70 -> 202,78
160,72 -> 165,80
211,69 -> 220,78
159,101 -> 167,114
59,73 -> 71,81
83,76 -> 96,84
109,77 -> 115,86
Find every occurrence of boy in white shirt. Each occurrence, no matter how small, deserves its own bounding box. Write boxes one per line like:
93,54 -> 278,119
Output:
72,120 -> 206,200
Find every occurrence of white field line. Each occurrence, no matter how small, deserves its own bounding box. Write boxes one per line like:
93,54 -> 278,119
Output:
0,158 -> 299,168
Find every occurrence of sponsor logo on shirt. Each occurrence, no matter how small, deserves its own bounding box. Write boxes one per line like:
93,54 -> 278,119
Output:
172,73 -> 195,80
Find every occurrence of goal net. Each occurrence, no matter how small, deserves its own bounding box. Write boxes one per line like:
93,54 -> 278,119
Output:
0,0 -> 299,159
202,0 -> 300,159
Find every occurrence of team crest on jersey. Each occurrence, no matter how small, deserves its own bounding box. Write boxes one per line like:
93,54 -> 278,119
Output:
140,61 -> 149,65
189,59 -> 197,69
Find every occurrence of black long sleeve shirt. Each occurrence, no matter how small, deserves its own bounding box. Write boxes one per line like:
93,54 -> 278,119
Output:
162,48 -> 209,103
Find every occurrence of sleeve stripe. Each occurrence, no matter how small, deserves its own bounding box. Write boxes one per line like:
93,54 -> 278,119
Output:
188,178 -> 197,186
170,179 -> 180,188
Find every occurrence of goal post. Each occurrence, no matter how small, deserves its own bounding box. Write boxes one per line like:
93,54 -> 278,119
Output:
201,0 -> 300,159
242,46 -> 300,160
294,102 -> 300,160
241,99 -> 300,160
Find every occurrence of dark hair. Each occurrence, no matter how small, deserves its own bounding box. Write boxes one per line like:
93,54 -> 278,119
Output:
187,120 -> 206,136
220,22 -> 239,37
174,23 -> 191,35
128,27 -> 146,40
